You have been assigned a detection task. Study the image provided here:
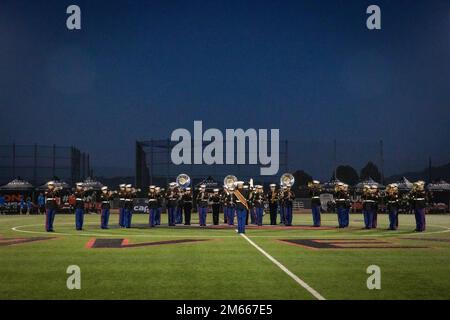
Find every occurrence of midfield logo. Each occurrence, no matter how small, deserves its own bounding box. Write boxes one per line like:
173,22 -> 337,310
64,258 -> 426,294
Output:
171,121 -> 280,175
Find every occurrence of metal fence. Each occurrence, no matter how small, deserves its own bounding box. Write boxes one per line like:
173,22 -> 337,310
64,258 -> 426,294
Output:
136,139 -> 289,189
0,144 -> 91,186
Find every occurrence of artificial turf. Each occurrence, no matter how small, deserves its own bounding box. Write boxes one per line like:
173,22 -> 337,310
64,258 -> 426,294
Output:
1,212 -> 449,299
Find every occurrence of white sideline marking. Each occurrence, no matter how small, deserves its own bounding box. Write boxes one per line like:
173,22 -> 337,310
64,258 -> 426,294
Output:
239,232 -> 326,300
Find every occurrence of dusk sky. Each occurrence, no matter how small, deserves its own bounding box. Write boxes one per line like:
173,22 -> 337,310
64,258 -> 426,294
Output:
1,0 -> 449,178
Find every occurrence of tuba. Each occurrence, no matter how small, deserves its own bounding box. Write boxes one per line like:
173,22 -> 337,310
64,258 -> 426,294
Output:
224,175 -> 238,189
224,175 -> 249,210
176,173 -> 191,189
280,173 -> 295,188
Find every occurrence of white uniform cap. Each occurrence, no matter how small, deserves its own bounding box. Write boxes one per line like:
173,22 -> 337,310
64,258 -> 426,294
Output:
119,184 -> 126,188
237,181 -> 244,186
213,188 -> 219,192
185,187 -> 191,191
200,184 -> 206,188
149,185 -> 156,189
101,186 -> 108,191
47,181 -> 55,186
76,182 -> 83,187
256,185 -> 263,189
269,184 -> 276,187
313,180 -> 320,184
126,184 -> 132,188
169,182 -> 177,187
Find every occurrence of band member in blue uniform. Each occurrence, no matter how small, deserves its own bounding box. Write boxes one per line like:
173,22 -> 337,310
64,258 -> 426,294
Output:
124,184 -> 136,228
279,186 -> 287,224
182,187 -> 193,225
73,182 -> 87,230
409,181 -> 427,232
220,188 -> 228,224
248,185 -> 256,225
243,185 -> 251,225
165,182 -> 178,226
100,186 -> 114,229
362,184 -> 375,229
370,185 -> 380,228
44,181 -> 59,232
210,189 -> 221,225
176,189 -> 183,224
155,187 -> 163,225
148,185 -> 158,227
283,186 -> 295,226
225,186 -> 236,225
253,185 -> 266,226
334,182 -> 350,228
235,181 -> 249,233
196,185 -> 209,226
267,184 -> 279,225
308,180 -> 322,227
118,184 -> 126,228
385,183 -> 400,230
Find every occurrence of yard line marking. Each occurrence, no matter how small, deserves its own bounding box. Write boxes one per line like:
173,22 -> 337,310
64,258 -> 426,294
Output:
239,232 -> 326,300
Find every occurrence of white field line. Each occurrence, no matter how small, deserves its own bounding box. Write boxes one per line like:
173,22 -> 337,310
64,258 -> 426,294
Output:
9,222 -> 450,238
239,232 -> 325,300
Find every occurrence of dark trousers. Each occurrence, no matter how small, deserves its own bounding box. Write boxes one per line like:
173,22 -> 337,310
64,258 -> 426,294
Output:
156,208 -> 161,225
372,211 -> 378,228
101,208 -> 110,229
311,205 -> 321,227
124,208 -> 133,228
250,208 -> 256,224
75,208 -> 84,230
279,205 -> 285,224
284,205 -> 293,226
149,208 -> 157,227
227,206 -> 235,225
212,205 -> 220,225
414,208 -> 426,231
255,207 -> 264,226
183,206 -> 192,225
363,209 -> 373,229
269,203 -> 278,225
388,209 -> 398,230
337,207 -> 349,228
45,208 -> 56,231
176,206 -> 183,224
168,207 -> 176,226
237,208 -> 247,233
198,206 -> 207,226
119,207 -> 125,227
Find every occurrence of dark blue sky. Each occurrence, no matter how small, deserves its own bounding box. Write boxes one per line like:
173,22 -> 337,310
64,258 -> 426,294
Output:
1,0 -> 449,178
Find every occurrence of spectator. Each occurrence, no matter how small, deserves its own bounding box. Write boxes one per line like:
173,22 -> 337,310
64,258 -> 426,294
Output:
37,193 -> 45,214
0,194 -> 5,214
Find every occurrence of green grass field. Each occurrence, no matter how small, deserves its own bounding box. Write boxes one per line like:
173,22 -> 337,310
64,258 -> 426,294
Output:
1,211 -> 450,300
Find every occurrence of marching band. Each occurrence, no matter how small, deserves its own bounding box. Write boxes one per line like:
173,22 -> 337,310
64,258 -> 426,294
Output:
42,173 -> 433,234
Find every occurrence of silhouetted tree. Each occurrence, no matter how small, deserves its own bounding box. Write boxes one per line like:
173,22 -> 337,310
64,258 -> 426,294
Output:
293,170 -> 313,187
360,161 -> 381,182
332,165 -> 359,186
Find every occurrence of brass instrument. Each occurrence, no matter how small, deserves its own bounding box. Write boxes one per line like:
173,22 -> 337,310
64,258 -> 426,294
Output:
280,173 -> 295,188
224,175 -> 238,189
176,173 -> 191,189
224,175 -> 249,210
